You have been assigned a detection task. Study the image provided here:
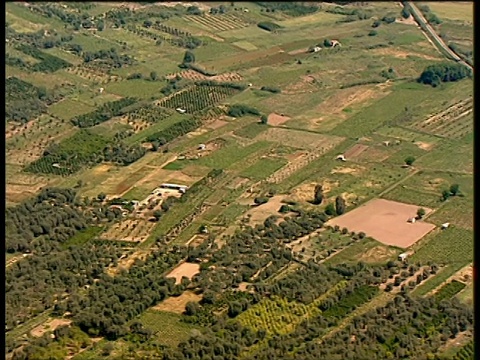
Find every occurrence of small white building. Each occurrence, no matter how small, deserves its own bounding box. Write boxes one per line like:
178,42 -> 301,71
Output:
176,108 -> 187,114
407,217 -> 416,223
336,154 -> 346,161
331,40 -> 342,48
198,144 -> 206,150
99,87 -> 104,94
398,253 -> 408,262
441,222 -> 450,230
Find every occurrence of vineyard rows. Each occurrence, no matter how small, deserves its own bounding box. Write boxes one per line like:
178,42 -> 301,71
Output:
101,219 -> 156,243
413,97 -> 473,138
126,105 -> 173,124
434,280 -> 466,302
157,85 -> 239,113
166,70 -> 243,82
451,341 -> 474,360
238,281 -> 348,336
183,13 -> 250,31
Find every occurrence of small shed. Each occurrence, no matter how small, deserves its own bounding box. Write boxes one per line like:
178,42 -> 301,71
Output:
176,108 -> 187,114
383,141 -> 390,146
312,46 -> 322,53
198,144 -> 206,150
398,253 -> 408,262
407,217 -> 416,223
336,154 -> 346,161
441,222 -> 450,230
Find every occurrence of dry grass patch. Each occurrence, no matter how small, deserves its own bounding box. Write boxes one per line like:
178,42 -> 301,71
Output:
152,291 -> 202,314
256,128 -> 341,150
344,144 -> 369,159
31,319 -> 72,338
244,195 -> 287,225
370,47 -> 443,60
207,119 -> 228,130
357,245 -> 399,264
166,262 -> 201,285
268,113 -> 291,126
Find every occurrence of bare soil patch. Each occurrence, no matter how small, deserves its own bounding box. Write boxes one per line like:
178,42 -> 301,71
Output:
153,291 -> 202,314
414,141 -> 434,151
327,199 -> 436,248
245,195 -> 286,225
166,262 -> 201,284
31,318 -> 72,338
330,166 -> 363,175
268,113 -> 291,126
344,144 -> 369,159
207,119 -> 228,130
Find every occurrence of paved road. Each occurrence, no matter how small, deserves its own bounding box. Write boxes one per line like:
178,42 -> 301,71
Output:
405,1 -> 473,72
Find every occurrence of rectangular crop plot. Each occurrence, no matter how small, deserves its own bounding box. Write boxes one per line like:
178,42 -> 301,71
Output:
327,199 -> 436,248
257,128 -> 344,151
410,227 -> 473,266
158,85 -> 241,113
183,13 -> 250,32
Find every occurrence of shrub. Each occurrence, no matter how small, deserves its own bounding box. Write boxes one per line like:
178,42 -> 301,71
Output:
257,22 -> 282,32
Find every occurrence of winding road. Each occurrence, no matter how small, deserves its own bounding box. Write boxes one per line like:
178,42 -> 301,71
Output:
404,1 -> 473,72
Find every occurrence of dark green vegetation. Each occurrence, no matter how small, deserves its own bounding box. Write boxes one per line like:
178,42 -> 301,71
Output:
418,63 -> 471,87
26,130 -> 146,175
6,77 -> 61,122
5,1 -> 473,360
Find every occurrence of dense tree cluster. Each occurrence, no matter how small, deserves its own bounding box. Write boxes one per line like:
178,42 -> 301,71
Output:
145,118 -> 201,145
418,63 -> 470,87
227,104 -> 261,117
83,48 -> 135,68
256,2 -> 319,17
257,21 -> 282,32
16,44 -> 72,73
26,129 -> 146,175
5,77 -> 60,123
71,97 -> 138,127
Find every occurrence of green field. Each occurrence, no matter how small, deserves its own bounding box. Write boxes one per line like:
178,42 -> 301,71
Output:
5,2 -> 474,359
138,310 -> 198,347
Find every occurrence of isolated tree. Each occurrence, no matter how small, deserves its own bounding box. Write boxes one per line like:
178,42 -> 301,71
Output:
416,208 -> 426,219
185,301 -> 200,316
183,50 -> 195,64
153,210 -> 162,221
404,156 -> 416,166
150,71 -> 158,81
441,189 -> 450,201
260,114 -> 268,124
254,197 -> 269,205
323,39 -> 332,47
401,7 -> 411,19
313,184 -> 324,205
325,203 -> 335,216
97,20 -> 105,31
335,196 -> 346,215
97,193 -> 107,202
449,183 -> 460,196
278,205 -> 290,213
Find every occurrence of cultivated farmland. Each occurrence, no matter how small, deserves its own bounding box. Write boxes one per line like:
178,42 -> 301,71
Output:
5,2 -> 473,359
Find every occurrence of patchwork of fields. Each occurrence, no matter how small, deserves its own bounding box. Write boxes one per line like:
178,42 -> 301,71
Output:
5,1 -> 473,360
